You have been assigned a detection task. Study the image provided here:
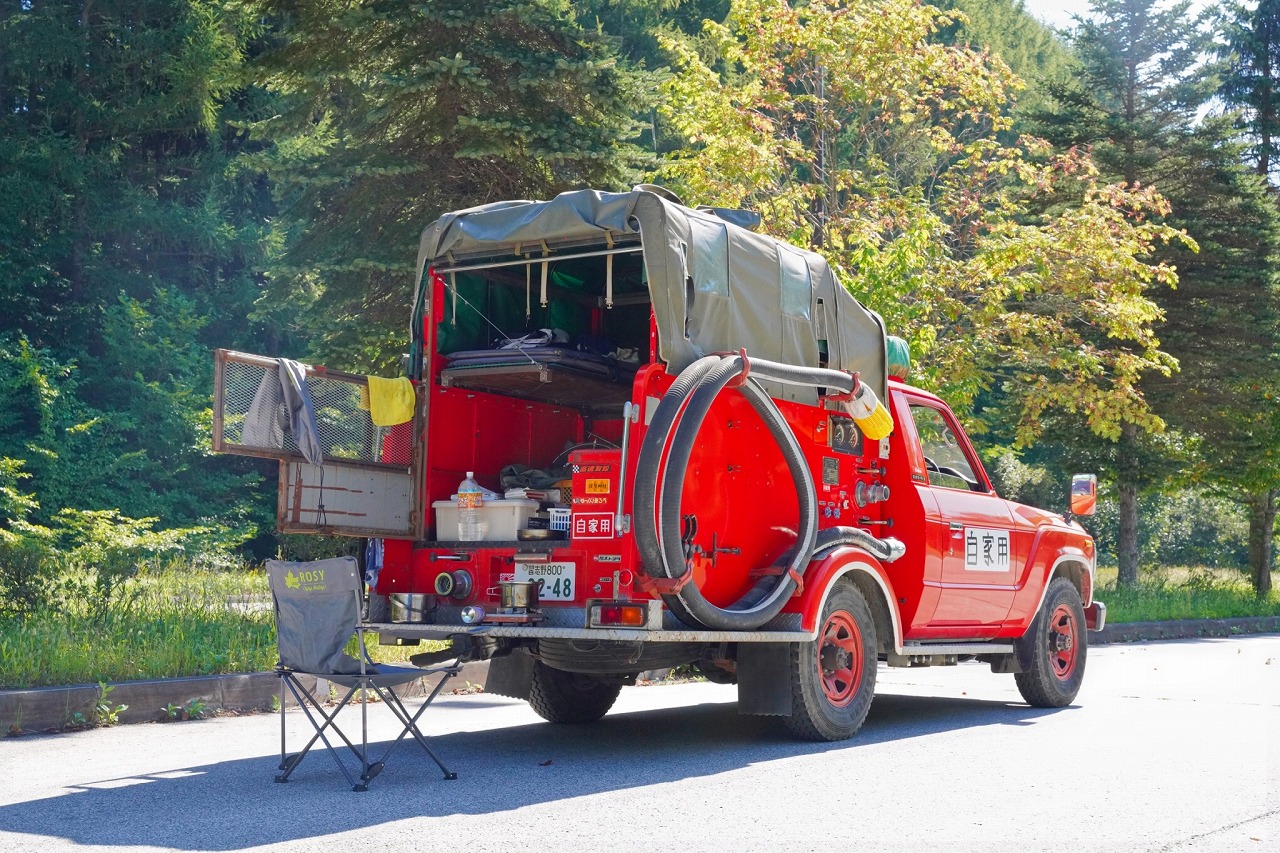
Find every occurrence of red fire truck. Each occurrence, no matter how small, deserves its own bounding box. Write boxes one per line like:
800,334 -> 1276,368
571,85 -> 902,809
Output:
214,186 -> 1103,741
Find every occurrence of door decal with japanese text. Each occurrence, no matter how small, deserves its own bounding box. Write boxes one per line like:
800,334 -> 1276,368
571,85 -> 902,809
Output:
964,527 -> 1011,572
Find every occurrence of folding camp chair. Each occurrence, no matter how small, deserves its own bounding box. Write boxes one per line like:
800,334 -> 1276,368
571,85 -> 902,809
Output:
266,556 -> 459,791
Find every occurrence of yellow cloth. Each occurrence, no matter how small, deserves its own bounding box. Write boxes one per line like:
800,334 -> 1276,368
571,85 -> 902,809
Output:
366,376 -> 415,426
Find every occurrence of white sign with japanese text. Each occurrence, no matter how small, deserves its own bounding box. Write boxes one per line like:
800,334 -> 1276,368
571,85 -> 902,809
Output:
572,512 -> 615,540
964,527 -> 1011,572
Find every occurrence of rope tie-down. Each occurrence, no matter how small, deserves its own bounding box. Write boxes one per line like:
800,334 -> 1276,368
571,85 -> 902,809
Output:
633,352 -> 904,631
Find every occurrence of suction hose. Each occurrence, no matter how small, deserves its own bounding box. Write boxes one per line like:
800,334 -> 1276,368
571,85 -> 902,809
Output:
812,526 -> 906,564
635,352 -> 894,631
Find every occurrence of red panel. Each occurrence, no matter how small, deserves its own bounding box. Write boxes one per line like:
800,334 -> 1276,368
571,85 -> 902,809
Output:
424,384 -> 582,513
375,538 -> 414,597
381,420 -> 414,465
877,386 -> 935,635
796,551 -> 898,637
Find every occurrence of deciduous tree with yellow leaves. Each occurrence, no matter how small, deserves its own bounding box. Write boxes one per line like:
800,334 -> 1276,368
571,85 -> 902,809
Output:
656,0 -> 1189,450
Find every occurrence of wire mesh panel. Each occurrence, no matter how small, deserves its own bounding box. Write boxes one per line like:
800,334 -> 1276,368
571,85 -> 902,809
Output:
214,350 -> 414,468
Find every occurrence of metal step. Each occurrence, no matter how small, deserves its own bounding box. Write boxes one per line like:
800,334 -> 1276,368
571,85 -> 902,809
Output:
899,642 -> 1015,656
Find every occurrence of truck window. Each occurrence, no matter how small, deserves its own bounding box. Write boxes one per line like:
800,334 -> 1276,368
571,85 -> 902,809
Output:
910,404 -> 981,491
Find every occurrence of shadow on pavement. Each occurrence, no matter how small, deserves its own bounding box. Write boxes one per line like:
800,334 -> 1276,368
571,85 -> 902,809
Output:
0,691 -> 1063,850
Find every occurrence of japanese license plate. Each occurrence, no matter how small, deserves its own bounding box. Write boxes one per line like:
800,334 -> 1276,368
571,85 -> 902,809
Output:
514,561 -> 577,601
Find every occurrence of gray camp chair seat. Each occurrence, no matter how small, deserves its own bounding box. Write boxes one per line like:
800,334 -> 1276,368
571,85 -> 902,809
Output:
266,556 -> 459,791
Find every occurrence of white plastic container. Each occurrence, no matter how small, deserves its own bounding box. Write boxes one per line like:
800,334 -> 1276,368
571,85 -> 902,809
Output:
433,499 -> 538,542
549,507 -> 571,532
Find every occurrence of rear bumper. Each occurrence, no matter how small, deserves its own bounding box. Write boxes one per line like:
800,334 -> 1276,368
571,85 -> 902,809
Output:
1085,601 -> 1107,632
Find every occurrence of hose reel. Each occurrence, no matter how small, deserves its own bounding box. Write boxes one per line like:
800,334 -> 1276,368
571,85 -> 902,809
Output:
633,351 -> 897,631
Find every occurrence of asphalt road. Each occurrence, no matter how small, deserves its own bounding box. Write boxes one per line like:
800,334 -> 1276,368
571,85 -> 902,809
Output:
0,635 -> 1276,853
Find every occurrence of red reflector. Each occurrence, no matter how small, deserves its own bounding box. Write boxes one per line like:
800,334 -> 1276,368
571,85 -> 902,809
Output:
596,604 -> 645,627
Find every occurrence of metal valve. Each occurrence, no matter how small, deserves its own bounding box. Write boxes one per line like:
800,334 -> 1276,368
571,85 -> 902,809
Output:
855,481 -> 891,507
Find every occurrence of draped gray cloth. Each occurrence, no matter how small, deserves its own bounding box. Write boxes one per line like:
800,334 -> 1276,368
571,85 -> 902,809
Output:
278,358 -> 323,466
241,358 -> 323,466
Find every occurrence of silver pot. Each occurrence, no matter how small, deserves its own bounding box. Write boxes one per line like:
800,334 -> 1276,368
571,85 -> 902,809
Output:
499,580 -> 540,611
389,593 -> 435,624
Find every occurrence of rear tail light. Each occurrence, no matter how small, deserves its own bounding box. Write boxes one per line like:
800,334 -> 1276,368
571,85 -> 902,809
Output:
587,600 -> 659,628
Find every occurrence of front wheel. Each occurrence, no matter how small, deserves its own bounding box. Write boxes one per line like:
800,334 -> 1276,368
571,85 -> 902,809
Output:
528,661 -> 623,723
1014,577 -> 1087,707
783,582 -> 878,741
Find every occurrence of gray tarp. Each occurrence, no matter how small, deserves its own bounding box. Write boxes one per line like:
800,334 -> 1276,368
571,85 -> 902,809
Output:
414,188 -> 887,401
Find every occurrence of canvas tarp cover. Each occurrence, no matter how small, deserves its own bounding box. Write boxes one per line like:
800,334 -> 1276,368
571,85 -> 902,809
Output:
414,188 -> 887,400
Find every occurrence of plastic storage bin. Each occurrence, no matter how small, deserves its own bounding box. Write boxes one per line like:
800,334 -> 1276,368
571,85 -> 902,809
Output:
549,507 -> 571,532
432,499 -> 538,542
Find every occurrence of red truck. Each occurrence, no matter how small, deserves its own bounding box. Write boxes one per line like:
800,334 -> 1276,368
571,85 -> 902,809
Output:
214,186 -> 1104,741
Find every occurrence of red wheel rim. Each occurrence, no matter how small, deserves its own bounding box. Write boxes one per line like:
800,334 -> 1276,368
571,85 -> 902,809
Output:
818,611 -> 863,707
1047,603 -> 1079,681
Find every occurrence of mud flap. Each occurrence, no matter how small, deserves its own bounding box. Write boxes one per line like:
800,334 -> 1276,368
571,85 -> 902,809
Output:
485,647 -> 535,700
983,653 -> 1023,674
736,643 -> 794,716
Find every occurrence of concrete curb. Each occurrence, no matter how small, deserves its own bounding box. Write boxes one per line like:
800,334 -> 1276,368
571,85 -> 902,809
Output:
4,618 -> 1278,737
1,661 -> 491,737
1092,615 -> 1280,645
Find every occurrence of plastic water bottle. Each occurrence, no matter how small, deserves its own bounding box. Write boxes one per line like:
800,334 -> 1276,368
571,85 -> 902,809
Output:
457,472 -> 484,540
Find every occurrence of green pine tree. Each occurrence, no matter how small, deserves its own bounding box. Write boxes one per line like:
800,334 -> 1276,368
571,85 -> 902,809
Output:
1034,0 -> 1280,592
1220,0 -> 1280,181
1215,0 -> 1280,597
250,0 -> 649,372
0,1 -> 277,539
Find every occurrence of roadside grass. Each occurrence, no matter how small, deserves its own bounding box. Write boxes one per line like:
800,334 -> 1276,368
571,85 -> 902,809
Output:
0,560 -> 422,690
1096,565 -> 1280,623
1,559 -> 1276,690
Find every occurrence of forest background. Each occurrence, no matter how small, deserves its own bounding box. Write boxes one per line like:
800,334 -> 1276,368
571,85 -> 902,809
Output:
3,0 -> 1280,625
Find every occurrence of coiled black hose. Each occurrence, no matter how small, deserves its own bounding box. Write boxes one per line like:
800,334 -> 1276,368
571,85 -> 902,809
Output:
634,354 -> 820,630
634,352 -> 902,631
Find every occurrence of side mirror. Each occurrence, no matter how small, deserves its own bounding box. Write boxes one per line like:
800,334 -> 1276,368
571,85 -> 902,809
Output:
1070,474 -> 1097,516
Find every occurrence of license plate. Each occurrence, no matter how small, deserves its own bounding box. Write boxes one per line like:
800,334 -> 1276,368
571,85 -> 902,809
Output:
514,562 -> 577,601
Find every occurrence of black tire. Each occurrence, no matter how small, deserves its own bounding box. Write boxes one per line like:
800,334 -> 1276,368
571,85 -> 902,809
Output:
1014,577 -> 1087,708
527,661 -> 623,723
783,582 -> 877,742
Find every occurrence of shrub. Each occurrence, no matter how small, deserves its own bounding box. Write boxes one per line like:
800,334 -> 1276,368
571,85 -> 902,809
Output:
1090,489 -> 1250,569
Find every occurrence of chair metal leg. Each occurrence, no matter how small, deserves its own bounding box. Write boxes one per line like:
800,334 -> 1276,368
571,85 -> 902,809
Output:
369,669 -> 460,780
276,675 -> 368,791
274,667 -> 460,791
277,674 -> 288,777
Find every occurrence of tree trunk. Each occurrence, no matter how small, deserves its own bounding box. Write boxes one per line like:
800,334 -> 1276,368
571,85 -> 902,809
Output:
1116,423 -> 1141,588
1247,489 -> 1277,599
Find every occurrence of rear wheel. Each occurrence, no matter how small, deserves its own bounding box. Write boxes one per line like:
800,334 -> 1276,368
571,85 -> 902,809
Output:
528,661 -> 623,723
1014,577 -> 1087,707
783,582 -> 877,741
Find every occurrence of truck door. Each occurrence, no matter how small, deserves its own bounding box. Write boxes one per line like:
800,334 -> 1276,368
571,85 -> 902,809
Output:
212,349 -> 424,539
905,400 -> 1017,629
